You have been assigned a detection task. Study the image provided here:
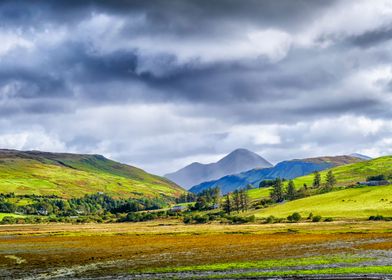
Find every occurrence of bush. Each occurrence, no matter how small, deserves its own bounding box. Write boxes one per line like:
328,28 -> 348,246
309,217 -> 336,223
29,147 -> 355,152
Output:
287,212 -> 301,222
193,215 -> 209,224
369,215 -> 385,221
183,216 -> 192,224
324,217 -> 333,222
1,216 -> 16,224
265,215 -> 276,224
307,212 -> 313,220
312,215 -> 322,222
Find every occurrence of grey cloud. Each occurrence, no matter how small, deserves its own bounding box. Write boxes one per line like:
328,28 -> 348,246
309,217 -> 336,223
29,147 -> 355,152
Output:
0,0 -> 392,174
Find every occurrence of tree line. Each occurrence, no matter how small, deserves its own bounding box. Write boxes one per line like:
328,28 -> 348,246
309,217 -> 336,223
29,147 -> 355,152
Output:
268,170 -> 336,203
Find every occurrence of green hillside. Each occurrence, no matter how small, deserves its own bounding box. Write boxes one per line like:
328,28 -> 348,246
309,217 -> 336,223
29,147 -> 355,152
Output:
291,155 -> 392,188
251,184 -> 392,219
0,150 -> 184,199
248,156 -> 392,219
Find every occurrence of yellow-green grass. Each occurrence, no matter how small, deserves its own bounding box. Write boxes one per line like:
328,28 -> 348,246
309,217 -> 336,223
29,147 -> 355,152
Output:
0,156 -> 184,199
247,188 -> 270,201
0,213 -> 26,221
291,155 -> 392,188
251,185 -> 392,219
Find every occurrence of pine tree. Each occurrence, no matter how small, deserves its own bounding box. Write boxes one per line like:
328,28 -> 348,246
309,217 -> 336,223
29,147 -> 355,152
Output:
313,171 -> 321,188
232,190 -> 241,212
270,178 -> 284,202
239,189 -> 249,212
222,193 -> 232,215
325,170 -> 336,191
286,180 -> 296,200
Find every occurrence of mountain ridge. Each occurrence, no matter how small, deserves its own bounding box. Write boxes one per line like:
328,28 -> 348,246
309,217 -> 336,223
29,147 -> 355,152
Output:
189,155 -> 364,194
164,148 -> 272,189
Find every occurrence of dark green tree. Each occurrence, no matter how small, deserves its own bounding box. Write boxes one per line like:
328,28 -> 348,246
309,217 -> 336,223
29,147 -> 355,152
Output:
313,171 -> 321,188
232,190 -> 241,212
270,178 -> 284,202
286,180 -> 296,200
239,189 -> 249,212
325,170 -> 336,191
222,193 -> 232,215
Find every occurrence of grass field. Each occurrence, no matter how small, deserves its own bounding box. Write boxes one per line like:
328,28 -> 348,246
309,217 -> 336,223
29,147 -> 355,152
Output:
0,151 -> 184,199
1,221 -> 392,279
250,184 -> 392,219
247,187 -> 270,200
0,213 -> 26,221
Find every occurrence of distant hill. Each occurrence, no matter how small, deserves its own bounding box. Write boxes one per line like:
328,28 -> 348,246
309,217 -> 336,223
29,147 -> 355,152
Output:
349,153 -> 372,160
189,155 -> 364,194
251,155 -> 392,219
164,148 -> 272,189
0,149 -> 184,199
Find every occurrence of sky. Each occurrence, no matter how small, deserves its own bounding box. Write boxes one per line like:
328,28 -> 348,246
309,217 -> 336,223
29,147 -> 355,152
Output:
1,0 -> 392,175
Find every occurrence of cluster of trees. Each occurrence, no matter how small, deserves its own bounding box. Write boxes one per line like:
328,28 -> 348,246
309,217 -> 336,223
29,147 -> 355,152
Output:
175,192 -> 196,204
268,170 -> 337,203
222,188 -> 250,214
312,170 -> 336,192
0,193 -> 168,217
366,174 -> 390,181
192,187 -> 220,211
269,178 -> 299,202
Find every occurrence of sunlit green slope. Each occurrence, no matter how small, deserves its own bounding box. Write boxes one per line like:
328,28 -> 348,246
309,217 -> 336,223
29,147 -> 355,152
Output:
251,184 -> 392,219
0,150 -> 184,199
249,156 -> 392,219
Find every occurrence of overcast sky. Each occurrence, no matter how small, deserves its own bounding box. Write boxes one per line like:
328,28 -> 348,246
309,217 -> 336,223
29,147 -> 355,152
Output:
1,0 -> 392,175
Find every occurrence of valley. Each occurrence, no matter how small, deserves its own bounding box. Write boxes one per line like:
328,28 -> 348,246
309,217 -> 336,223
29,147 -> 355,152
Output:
1,149 -> 392,279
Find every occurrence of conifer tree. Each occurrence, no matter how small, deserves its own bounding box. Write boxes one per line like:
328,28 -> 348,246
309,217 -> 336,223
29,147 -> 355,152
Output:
325,170 -> 336,191
286,180 -> 296,200
313,171 -> 321,188
270,178 -> 284,202
223,193 -> 232,215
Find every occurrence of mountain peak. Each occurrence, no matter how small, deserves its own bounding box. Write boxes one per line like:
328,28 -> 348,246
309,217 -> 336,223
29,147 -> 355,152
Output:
165,149 -> 272,189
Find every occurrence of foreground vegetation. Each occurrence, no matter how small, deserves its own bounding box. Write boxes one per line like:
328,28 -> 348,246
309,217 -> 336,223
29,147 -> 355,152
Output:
1,221 -> 392,279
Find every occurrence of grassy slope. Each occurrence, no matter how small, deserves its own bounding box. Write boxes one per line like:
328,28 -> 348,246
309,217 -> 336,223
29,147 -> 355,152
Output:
0,150 -> 184,199
251,185 -> 392,218
291,155 -> 392,188
248,156 -> 392,218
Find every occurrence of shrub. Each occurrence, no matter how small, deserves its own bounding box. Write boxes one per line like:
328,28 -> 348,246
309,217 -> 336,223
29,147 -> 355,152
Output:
312,215 -> 322,222
183,216 -> 192,224
193,215 -> 209,224
324,217 -> 333,222
369,215 -> 385,221
1,216 -> 16,224
307,212 -> 314,220
287,212 -> 301,222
265,215 -> 276,224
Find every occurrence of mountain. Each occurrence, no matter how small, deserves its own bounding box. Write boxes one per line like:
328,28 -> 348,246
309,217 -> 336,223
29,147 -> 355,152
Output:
349,153 -> 372,160
189,155 -> 364,194
0,149 -> 184,199
164,148 -> 272,189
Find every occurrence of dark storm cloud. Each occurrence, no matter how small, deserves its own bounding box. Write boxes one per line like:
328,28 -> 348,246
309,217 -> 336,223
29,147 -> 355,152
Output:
349,28 -> 392,48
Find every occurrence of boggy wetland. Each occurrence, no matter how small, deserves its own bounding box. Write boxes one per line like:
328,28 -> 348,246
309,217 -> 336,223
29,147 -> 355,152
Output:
2,221 -> 392,279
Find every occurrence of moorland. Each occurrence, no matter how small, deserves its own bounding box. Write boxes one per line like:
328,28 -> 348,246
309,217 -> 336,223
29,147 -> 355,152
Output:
1,149 -> 392,279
